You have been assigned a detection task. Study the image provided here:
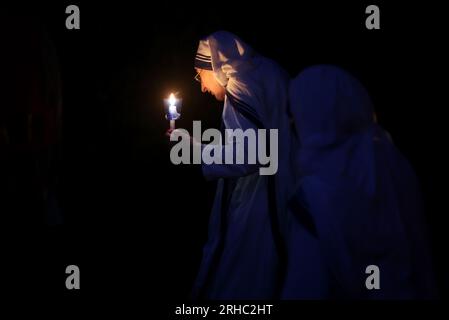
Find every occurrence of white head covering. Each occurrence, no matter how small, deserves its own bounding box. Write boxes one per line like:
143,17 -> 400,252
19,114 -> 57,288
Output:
194,39 -> 213,70
195,31 -> 256,86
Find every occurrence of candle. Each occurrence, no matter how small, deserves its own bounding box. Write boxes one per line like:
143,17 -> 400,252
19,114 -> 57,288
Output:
164,92 -> 181,130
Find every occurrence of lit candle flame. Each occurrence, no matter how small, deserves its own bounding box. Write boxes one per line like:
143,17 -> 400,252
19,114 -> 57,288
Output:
168,93 -> 176,106
165,92 -> 180,129
168,93 -> 177,115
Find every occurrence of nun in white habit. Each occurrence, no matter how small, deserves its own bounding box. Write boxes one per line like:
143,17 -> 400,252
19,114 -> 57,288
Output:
185,31 -> 293,300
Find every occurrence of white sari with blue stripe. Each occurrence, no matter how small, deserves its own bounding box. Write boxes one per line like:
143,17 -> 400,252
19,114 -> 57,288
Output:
191,31 -> 293,300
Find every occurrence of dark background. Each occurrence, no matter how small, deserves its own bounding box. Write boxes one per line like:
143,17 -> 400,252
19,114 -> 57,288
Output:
1,0 -> 447,306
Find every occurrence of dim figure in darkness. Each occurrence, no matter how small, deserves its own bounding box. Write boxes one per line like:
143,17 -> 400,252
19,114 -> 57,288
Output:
283,65 -> 437,299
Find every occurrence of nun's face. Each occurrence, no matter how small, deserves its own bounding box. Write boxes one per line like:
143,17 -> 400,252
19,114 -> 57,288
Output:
196,68 -> 226,101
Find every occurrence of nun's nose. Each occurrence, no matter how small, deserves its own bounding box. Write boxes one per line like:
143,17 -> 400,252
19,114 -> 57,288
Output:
201,83 -> 207,93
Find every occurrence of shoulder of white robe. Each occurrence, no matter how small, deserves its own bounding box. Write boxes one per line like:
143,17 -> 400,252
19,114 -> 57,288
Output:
225,91 -> 264,129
